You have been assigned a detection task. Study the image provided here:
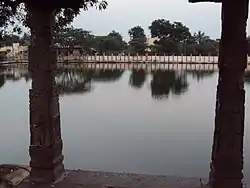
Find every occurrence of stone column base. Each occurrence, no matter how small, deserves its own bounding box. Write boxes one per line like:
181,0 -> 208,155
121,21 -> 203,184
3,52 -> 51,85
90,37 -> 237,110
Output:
29,141 -> 65,183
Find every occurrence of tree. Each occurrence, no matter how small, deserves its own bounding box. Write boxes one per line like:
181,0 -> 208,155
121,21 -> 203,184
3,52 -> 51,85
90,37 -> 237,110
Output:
186,31 -> 219,55
0,1 -> 108,32
94,31 -> 126,54
172,22 -> 192,43
0,1 -> 22,37
208,0 -> 249,188
149,19 -> 192,54
188,38 -> 218,55
0,33 -> 20,46
55,26 -> 96,52
128,26 -> 147,54
106,31 -> 126,53
193,31 -> 210,44
129,26 -> 146,39
1,0 -> 107,184
148,19 -> 218,55
54,28 -> 126,54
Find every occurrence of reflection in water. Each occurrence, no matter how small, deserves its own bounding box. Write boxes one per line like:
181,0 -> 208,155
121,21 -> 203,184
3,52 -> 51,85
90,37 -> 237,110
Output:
1,67 -> 30,83
0,67 -> 190,99
24,74 -> 31,82
55,69 -> 93,95
1,67 -> 249,101
245,71 -> 250,84
5,74 -> 22,82
91,69 -> 124,82
55,69 -> 124,95
187,70 -> 216,82
0,65 -> 249,185
0,75 -> 5,88
129,69 -> 147,89
150,70 -> 189,99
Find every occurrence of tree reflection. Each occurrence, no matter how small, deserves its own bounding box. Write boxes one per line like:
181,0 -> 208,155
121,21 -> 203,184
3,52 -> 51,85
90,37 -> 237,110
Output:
24,74 -> 31,82
91,69 -> 124,82
244,71 -> 250,84
55,68 -> 93,95
0,74 -> 5,89
5,74 -> 22,82
1,67 -> 125,95
187,70 -> 216,82
56,69 -> 124,95
150,70 -> 189,99
129,69 -> 147,89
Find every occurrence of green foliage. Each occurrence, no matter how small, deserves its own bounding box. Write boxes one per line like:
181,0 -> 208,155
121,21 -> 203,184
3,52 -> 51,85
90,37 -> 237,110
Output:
0,33 -> 20,46
0,1 -> 24,39
1,27 -> 127,54
128,26 -> 147,54
0,0 -> 108,35
184,31 -> 218,55
149,19 -> 218,55
93,31 -> 127,54
149,19 -> 192,54
55,27 -> 95,48
129,26 -> 146,39
149,19 -> 192,42
54,0 -> 107,31
193,31 -> 210,44
55,27 -> 126,54
0,11 -> 220,56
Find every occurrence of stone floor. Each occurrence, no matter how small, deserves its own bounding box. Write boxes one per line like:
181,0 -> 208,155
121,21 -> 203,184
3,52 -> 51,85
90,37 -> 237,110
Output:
15,170 -> 206,188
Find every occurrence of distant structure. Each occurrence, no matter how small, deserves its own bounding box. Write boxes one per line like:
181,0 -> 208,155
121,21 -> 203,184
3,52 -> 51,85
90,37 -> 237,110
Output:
0,43 -> 28,59
146,37 -> 160,52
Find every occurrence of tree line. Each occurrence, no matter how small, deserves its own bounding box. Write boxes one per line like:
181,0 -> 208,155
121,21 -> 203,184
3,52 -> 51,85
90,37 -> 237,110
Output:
1,19 -> 222,56
3,19 -> 250,56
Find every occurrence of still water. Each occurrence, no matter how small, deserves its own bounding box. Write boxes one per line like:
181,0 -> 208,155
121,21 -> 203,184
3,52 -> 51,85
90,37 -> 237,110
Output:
0,67 -> 249,182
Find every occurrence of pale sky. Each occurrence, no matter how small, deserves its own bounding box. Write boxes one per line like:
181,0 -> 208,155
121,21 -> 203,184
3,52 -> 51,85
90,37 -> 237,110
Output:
73,0 -> 225,41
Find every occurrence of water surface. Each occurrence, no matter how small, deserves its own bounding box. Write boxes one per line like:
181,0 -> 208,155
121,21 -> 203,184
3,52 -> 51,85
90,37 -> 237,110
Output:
0,67 -> 249,183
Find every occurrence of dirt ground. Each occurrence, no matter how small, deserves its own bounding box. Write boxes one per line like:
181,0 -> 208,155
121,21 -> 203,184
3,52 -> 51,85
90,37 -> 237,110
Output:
16,170 -> 207,188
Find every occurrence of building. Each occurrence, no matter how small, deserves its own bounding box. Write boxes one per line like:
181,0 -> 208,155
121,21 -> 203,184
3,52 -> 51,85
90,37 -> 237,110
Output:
146,37 -> 160,52
0,43 -> 28,60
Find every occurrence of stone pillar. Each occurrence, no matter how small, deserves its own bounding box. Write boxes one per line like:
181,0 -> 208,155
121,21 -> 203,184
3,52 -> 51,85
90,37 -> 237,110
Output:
95,53 -> 97,62
111,53 -> 114,62
27,4 -> 64,183
209,0 -> 249,188
103,53 -> 105,62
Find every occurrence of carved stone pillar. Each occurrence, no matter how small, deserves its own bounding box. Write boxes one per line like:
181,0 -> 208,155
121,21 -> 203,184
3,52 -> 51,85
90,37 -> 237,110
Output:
27,4 -> 64,183
209,0 -> 249,188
